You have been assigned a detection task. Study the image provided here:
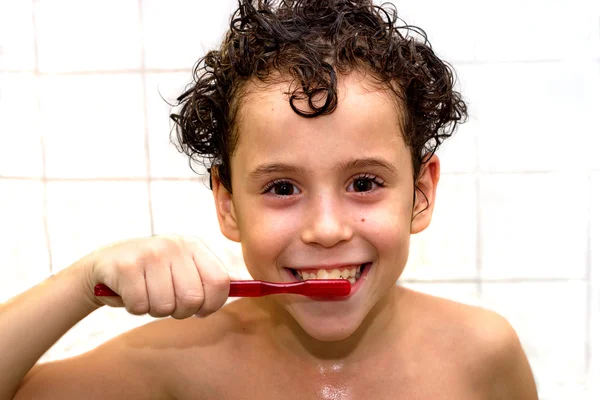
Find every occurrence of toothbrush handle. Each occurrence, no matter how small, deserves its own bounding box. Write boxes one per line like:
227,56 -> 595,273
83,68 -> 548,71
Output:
94,279 -> 351,298
228,280 -> 351,297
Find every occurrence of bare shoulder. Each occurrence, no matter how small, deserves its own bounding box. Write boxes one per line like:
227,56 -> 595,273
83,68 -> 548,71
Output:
401,287 -> 539,399
16,299 -> 265,400
114,298 -> 271,397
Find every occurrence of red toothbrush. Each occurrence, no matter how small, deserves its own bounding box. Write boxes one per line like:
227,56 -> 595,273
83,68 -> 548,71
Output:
94,279 -> 351,298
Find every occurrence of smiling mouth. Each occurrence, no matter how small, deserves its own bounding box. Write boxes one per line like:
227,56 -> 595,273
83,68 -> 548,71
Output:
287,263 -> 368,285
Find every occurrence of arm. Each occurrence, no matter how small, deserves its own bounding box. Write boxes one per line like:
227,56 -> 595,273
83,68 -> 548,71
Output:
0,261 -> 98,399
13,325 -> 171,400
2,234 -> 230,400
0,261 -> 167,400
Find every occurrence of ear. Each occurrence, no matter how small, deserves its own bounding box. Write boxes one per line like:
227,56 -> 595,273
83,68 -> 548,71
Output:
410,154 -> 441,234
211,167 -> 241,242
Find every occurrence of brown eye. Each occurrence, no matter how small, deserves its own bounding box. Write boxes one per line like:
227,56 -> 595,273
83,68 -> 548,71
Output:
271,181 -> 298,196
353,178 -> 373,192
346,174 -> 385,193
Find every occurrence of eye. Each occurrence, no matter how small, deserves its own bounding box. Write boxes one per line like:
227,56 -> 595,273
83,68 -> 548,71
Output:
263,179 -> 300,196
347,174 -> 385,193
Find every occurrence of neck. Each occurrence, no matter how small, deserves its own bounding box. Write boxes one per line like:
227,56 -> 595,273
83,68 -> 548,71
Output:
258,285 -> 407,364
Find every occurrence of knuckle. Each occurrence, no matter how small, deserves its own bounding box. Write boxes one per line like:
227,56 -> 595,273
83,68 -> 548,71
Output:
116,260 -> 140,276
126,301 -> 149,315
181,236 -> 204,253
152,302 -> 176,316
147,235 -> 183,260
178,289 -> 205,307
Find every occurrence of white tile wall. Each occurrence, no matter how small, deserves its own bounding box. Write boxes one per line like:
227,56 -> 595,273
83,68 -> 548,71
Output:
34,0 -> 141,73
145,72 -> 199,178
468,62 -> 600,173
0,0 -> 597,396
590,63 -> 600,171
391,0 -> 478,63
150,179 -> 247,278
433,63 -> 480,174
481,282 -> 588,399
40,307 -> 156,363
473,0 -> 600,62
142,0 -> 238,70
479,172 -> 588,279
0,0 -> 35,71
400,282 -> 480,306
590,173 -> 600,397
435,130 -> 477,174
39,74 -> 148,179
46,181 -> 152,271
0,180 -> 50,302
404,174 -> 477,280
0,72 -> 44,177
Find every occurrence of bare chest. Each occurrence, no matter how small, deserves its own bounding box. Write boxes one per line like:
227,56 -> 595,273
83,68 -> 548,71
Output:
171,354 -> 484,400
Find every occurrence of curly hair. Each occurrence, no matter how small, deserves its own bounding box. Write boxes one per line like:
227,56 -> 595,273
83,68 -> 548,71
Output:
170,0 -> 468,194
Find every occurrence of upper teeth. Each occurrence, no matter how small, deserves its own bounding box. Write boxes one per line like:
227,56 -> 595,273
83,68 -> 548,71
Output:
296,265 -> 363,283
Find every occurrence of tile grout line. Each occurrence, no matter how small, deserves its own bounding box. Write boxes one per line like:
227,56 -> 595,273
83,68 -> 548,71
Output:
31,0 -> 54,275
474,110 -> 482,303
0,68 -> 191,75
3,59 -> 599,75
7,171 -> 600,179
453,58 -> 600,66
0,176 -> 204,182
400,277 -> 587,284
475,172 -> 482,301
138,0 -> 155,236
585,171 -> 593,378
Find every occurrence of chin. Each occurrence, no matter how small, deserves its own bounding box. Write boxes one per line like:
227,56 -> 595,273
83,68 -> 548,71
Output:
287,305 -> 366,342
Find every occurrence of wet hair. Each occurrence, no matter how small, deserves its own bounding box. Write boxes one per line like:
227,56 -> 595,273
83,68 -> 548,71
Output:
170,0 -> 468,196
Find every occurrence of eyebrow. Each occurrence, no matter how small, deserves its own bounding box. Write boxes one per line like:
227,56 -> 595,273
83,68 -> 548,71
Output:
247,157 -> 398,181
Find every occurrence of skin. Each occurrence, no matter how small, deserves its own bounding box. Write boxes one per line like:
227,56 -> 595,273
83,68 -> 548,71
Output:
9,71 -> 538,399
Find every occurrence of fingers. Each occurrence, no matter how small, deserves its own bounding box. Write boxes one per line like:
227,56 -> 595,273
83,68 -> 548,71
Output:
186,238 -> 230,318
145,260 -> 176,318
91,235 -> 231,319
118,265 -> 150,316
170,254 -> 205,319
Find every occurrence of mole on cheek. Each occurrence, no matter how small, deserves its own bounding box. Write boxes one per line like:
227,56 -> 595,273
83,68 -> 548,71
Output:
361,218 -> 365,222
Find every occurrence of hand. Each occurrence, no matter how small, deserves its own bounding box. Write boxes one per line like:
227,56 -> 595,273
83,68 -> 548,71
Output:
80,235 -> 230,319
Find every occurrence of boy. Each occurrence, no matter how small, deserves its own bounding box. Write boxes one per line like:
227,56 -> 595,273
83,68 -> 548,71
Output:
1,0 -> 538,398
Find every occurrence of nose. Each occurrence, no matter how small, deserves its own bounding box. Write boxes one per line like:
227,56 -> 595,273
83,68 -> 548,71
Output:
300,192 -> 353,248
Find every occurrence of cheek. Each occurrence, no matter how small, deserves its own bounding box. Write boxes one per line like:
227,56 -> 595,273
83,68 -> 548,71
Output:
360,199 -> 412,255
237,207 -> 301,269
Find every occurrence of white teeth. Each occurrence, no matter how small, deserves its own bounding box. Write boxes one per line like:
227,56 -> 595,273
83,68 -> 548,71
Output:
295,265 -> 364,283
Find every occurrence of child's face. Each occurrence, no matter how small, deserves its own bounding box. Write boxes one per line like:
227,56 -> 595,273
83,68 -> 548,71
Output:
213,72 -> 438,341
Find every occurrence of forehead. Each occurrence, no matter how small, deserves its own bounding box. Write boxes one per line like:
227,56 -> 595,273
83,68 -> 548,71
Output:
233,72 -> 408,170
